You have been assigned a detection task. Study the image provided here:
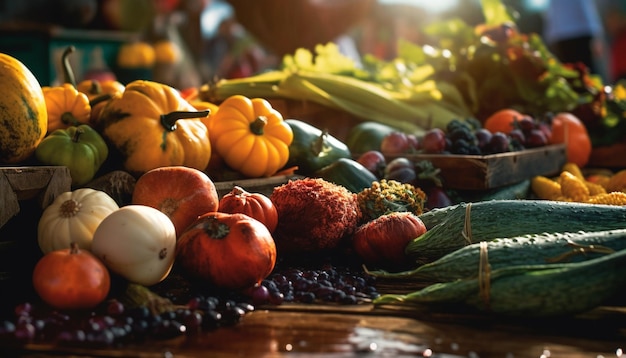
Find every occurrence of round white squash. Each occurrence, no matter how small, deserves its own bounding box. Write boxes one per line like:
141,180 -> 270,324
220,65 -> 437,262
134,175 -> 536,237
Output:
90,205 -> 176,286
38,188 -> 119,254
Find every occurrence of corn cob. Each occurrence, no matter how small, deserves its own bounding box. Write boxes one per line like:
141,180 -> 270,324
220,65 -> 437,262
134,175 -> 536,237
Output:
409,200 -> 626,265
587,191 -> 626,205
606,169 -> 626,192
373,247 -> 626,317
559,171 -> 589,202
585,180 -> 607,196
561,162 -> 585,181
368,229 -> 626,284
530,175 -> 561,200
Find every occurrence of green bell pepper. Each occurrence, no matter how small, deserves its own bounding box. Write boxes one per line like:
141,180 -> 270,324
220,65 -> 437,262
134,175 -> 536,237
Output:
35,124 -> 109,186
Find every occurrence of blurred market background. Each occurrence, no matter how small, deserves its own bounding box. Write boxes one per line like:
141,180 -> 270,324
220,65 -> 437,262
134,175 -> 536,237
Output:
0,0 -> 623,88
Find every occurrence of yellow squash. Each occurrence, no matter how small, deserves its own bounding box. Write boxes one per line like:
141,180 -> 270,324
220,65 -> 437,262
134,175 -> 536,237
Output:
210,95 -> 293,177
0,53 -> 48,163
96,79 -> 211,175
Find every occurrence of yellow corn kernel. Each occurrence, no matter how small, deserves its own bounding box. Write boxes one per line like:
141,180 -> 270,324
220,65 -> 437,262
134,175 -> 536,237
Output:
584,180 -> 607,196
560,171 -> 589,202
586,191 -> 626,205
606,169 -> 626,192
531,176 -> 562,200
562,162 -> 585,181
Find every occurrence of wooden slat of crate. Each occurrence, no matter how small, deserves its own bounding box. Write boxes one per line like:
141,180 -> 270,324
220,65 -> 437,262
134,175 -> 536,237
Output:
214,175 -> 302,198
401,144 -> 567,190
0,166 -> 71,228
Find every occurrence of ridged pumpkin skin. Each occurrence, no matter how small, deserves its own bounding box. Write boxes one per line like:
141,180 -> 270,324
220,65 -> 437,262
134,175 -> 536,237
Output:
95,80 -> 211,175
0,53 -> 48,163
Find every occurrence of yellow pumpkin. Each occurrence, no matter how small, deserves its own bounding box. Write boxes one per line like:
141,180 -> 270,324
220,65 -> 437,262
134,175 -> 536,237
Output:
0,53 -> 48,163
117,41 -> 156,68
153,40 -> 181,64
96,79 -> 211,175
37,188 -> 120,254
76,79 -> 125,101
76,79 -> 125,124
210,95 -> 293,177
43,83 -> 92,133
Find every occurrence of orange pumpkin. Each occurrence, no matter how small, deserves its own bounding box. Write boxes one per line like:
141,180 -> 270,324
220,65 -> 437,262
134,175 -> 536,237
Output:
76,79 -> 125,124
218,186 -> 278,233
176,212 -> 277,291
32,242 -> 111,310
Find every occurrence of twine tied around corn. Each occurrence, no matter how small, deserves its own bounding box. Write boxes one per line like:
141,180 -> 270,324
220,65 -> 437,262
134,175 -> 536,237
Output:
478,241 -> 491,311
462,203 -> 473,245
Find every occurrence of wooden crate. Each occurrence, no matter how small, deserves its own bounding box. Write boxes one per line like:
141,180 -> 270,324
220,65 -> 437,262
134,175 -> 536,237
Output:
400,144 -> 567,190
214,175 -> 301,198
0,166 -> 71,229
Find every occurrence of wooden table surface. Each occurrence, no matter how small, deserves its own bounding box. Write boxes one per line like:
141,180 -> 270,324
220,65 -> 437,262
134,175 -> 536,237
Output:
3,302 -> 625,357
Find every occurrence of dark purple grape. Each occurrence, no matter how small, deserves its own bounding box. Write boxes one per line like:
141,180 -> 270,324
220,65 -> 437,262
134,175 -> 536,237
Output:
487,132 -> 511,153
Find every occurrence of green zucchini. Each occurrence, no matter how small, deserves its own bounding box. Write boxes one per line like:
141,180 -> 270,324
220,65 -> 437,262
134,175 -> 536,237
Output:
314,158 -> 378,193
284,119 -> 352,176
409,200 -> 626,265
345,121 -> 397,155
369,229 -> 626,283
374,247 -> 626,317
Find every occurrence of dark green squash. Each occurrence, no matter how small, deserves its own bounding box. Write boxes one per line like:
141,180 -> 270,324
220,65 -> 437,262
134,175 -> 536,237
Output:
315,158 -> 377,193
345,121 -> 398,155
285,119 -> 352,176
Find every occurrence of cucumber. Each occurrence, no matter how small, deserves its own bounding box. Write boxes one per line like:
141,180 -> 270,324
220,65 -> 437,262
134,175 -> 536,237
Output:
374,247 -> 626,317
409,200 -> 626,265
369,229 -> 626,283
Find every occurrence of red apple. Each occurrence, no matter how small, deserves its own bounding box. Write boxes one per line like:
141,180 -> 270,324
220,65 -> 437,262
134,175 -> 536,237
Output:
356,150 -> 386,178
421,128 -> 447,154
132,166 -> 219,237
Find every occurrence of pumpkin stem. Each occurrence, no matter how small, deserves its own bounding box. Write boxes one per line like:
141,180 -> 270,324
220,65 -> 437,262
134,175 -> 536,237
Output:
61,46 -> 77,88
250,116 -> 268,135
89,93 -> 112,108
311,129 -> 331,156
61,112 -> 81,127
203,215 -> 230,239
72,127 -> 85,142
230,186 -> 246,196
69,242 -> 79,254
160,110 -> 211,132
89,81 -> 103,95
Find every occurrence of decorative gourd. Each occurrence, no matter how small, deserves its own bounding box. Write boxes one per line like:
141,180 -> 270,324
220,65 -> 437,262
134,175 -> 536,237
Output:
352,211 -> 427,269
153,39 -> 181,64
218,186 -> 278,233
91,205 -> 177,286
42,83 -> 92,134
176,212 -> 277,291
76,79 -> 125,101
210,95 -> 293,178
35,124 -> 109,186
38,188 -> 119,254
0,53 -> 48,164
117,41 -> 156,68
95,79 -> 211,175
32,242 -> 111,310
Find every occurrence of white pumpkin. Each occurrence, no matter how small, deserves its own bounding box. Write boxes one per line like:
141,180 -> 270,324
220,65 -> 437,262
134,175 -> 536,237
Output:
90,205 -> 176,286
38,188 -> 119,254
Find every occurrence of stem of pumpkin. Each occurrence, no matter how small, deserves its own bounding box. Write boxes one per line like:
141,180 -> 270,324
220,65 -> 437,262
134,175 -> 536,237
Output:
249,116 -> 267,135
203,215 -> 230,239
89,93 -> 113,107
61,112 -> 81,127
61,46 -> 77,88
71,127 -> 85,143
160,110 -> 211,131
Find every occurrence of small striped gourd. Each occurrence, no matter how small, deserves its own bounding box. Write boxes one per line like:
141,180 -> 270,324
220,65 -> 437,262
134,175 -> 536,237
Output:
0,53 -> 48,163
